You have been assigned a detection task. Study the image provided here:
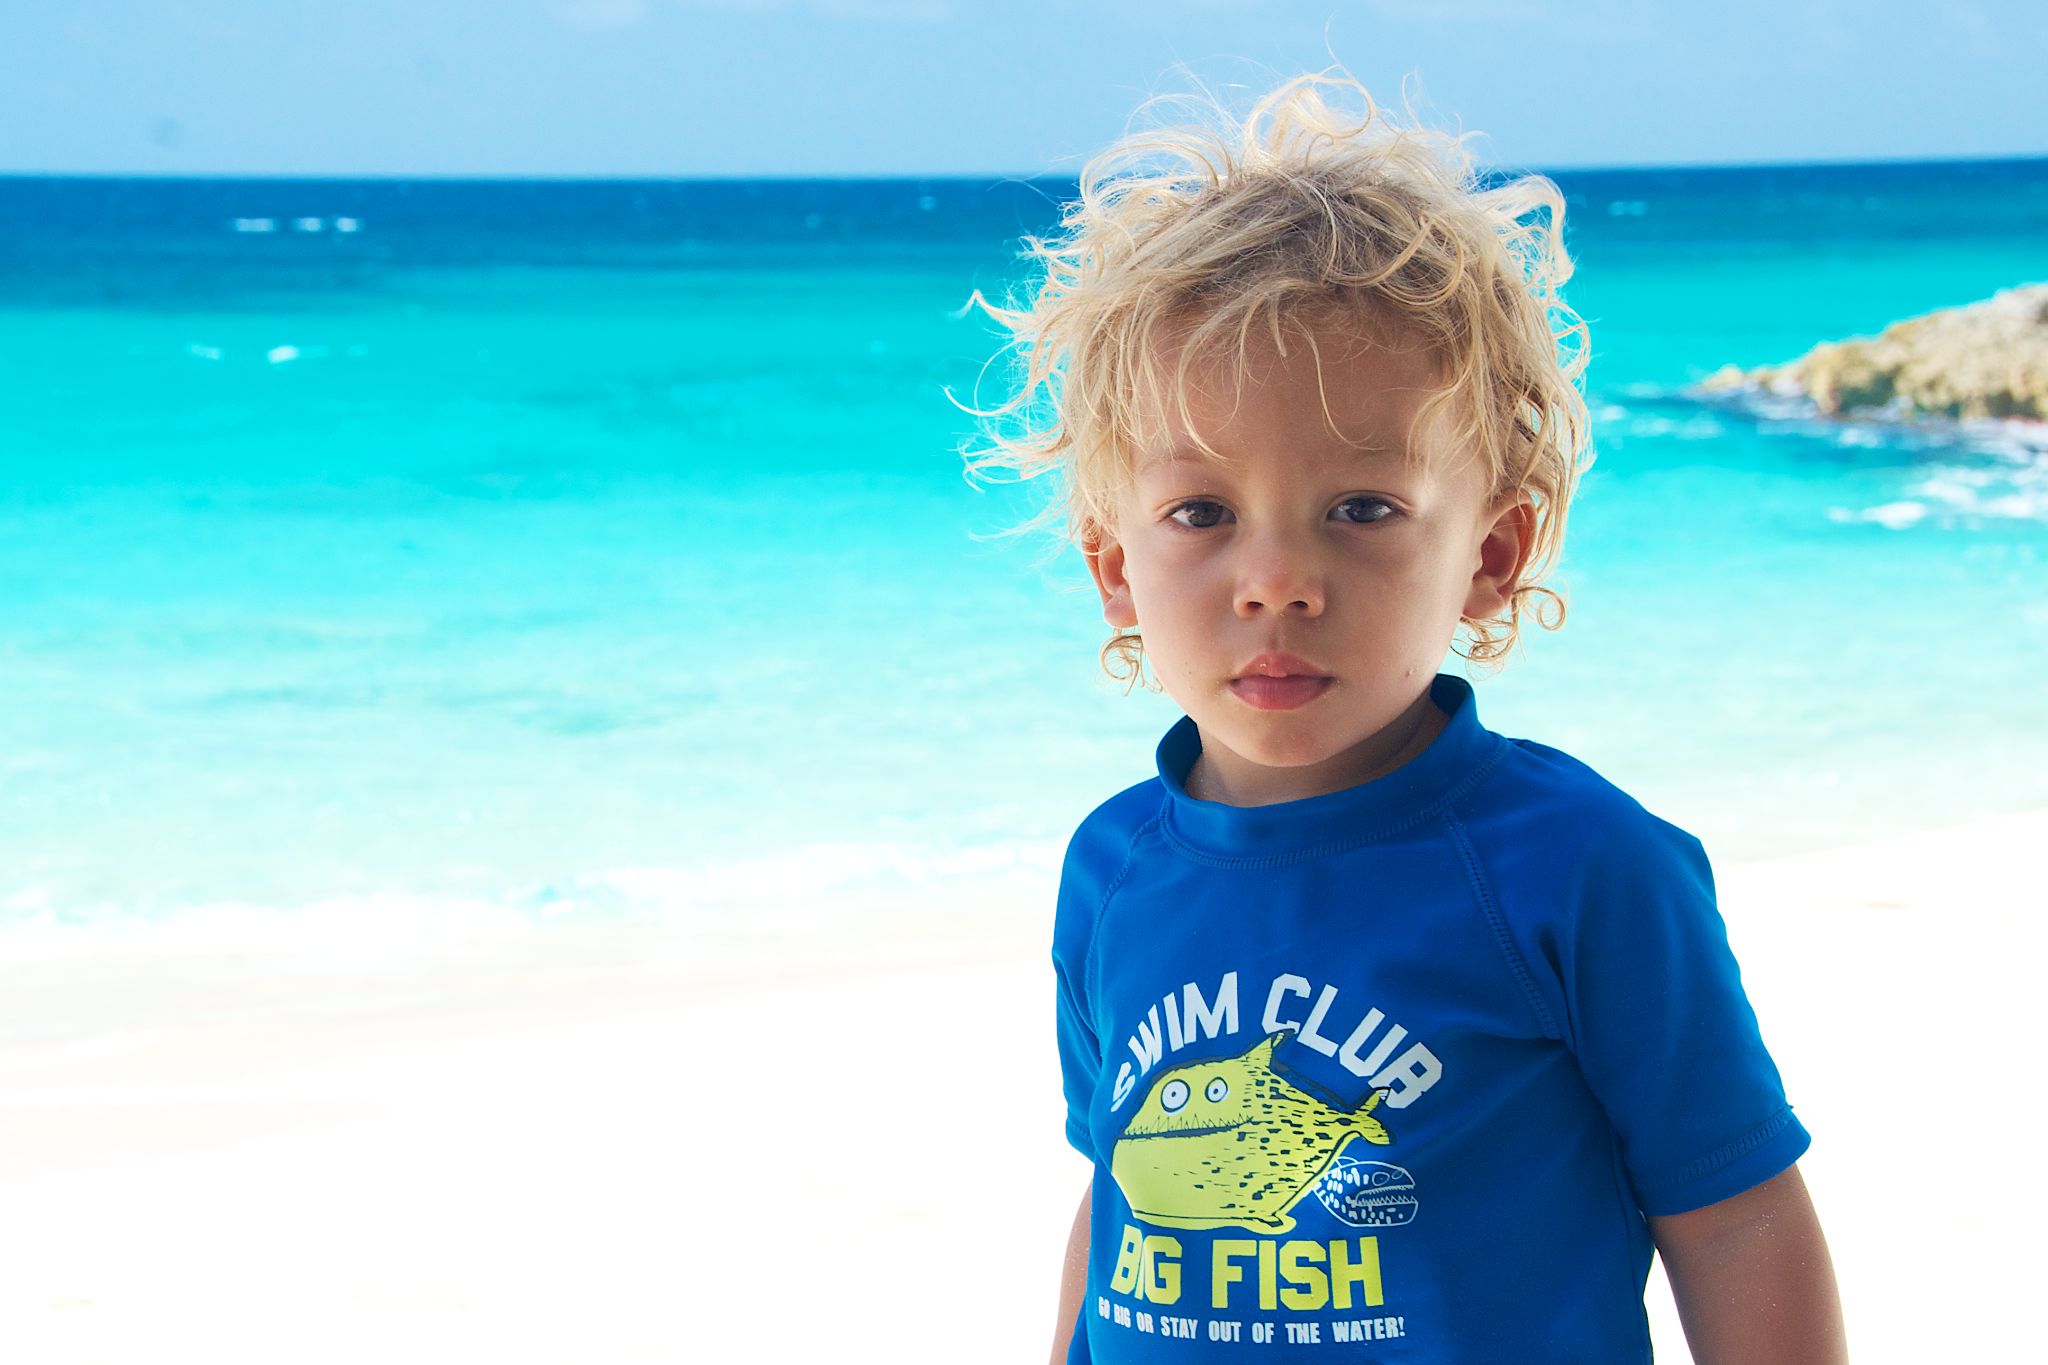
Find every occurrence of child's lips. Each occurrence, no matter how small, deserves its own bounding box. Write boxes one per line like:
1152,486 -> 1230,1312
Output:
1228,675 -> 1332,710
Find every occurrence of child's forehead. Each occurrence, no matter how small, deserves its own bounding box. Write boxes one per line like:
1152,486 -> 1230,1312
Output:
1141,303 -> 1442,407
1122,432 -> 1475,499
1124,327 -> 1461,474
1143,301 -> 1413,383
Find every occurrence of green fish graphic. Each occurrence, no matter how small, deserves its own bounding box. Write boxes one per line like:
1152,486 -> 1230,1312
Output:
1110,1031 -> 1392,1234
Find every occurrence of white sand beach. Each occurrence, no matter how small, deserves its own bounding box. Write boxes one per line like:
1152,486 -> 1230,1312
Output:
2,809 -> 2039,1362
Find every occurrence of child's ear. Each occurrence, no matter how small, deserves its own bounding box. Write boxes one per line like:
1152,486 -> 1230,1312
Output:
1463,496 -> 1536,620
1081,524 -> 1139,629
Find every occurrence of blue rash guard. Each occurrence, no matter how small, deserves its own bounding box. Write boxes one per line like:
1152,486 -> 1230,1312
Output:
1054,675 -> 1808,1362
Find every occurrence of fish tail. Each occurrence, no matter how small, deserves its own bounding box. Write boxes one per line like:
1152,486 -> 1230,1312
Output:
1352,1087 -> 1393,1145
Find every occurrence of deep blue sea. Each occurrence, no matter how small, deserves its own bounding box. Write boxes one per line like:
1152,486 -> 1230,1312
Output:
4,163 -> 2046,946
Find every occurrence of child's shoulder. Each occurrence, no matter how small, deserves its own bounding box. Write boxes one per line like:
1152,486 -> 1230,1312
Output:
1476,733 -> 1710,875
1052,776 -> 1168,953
1064,774 -> 1168,863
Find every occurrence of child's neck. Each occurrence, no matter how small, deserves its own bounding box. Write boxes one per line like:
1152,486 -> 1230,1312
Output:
1186,692 -> 1450,808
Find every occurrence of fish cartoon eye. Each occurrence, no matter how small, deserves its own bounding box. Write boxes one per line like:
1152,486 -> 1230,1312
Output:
1160,1079 -> 1190,1113
1204,1078 -> 1229,1103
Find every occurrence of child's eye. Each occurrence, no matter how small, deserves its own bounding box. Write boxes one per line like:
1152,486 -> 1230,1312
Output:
1167,499 -> 1231,529
1332,496 -> 1397,525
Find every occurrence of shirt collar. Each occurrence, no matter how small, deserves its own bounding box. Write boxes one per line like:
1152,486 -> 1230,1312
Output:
1154,673 -> 1503,861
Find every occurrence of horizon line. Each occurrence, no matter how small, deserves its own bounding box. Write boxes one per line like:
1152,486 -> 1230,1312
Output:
5,149 -> 2048,185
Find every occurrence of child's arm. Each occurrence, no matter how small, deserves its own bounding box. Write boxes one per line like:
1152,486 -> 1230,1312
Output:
1647,1164 -> 1847,1364
1049,1178 -> 1091,1364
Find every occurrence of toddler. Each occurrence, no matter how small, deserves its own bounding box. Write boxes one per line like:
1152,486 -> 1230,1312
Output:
966,73 -> 1845,1363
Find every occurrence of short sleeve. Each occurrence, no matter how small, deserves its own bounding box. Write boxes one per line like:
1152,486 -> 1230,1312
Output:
1051,823 -> 1113,1163
1053,945 -> 1100,1160
1563,817 -> 1810,1216
1049,785 -> 1158,1165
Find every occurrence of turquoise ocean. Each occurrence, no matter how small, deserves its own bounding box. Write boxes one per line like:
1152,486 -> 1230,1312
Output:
4,164 -> 2045,949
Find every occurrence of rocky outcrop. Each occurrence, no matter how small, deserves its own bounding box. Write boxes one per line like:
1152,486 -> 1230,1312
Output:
1700,284 -> 2048,422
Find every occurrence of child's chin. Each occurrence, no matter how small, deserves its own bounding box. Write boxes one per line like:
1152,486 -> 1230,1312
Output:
1221,719 -> 1417,783
1214,731 -> 1350,776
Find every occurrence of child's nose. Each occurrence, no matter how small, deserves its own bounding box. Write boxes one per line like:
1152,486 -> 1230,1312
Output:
1234,535 -> 1326,617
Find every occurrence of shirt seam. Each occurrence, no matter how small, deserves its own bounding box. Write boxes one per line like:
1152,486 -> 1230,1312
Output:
1080,805 -> 1166,1036
1443,809 -> 1561,1041
1156,734 -> 1512,868
1632,1105 -> 1799,1195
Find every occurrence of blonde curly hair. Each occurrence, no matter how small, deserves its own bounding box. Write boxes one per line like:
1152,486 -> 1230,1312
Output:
959,69 -> 1592,676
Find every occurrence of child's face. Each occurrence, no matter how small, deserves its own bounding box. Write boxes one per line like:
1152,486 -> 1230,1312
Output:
1085,317 -> 1532,807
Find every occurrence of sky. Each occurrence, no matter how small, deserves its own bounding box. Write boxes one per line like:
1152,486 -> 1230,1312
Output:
3,1 -> 2044,178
